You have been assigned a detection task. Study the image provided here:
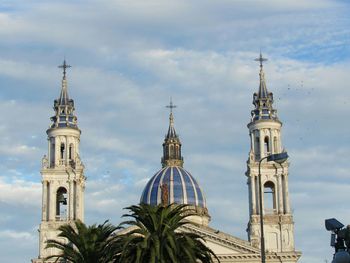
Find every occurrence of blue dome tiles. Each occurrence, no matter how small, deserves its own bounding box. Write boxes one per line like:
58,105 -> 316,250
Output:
140,166 -> 207,209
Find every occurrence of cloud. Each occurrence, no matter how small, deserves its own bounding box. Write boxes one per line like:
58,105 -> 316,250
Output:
0,177 -> 41,207
0,229 -> 35,240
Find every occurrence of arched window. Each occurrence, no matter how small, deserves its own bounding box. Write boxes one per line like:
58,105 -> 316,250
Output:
255,137 -> 260,160
50,142 -> 55,167
264,136 -> 270,155
170,145 -> 174,158
60,143 -> 65,159
69,144 -> 73,159
175,145 -> 179,158
274,137 -> 278,153
56,187 -> 67,220
264,181 -> 276,214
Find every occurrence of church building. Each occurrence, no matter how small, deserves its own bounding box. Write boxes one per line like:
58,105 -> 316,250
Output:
32,56 -> 301,263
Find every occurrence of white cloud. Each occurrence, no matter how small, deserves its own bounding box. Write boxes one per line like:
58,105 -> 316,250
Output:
0,177 -> 41,207
0,229 -> 35,240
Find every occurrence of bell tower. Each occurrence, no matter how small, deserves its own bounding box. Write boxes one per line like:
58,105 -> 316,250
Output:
32,61 -> 85,263
246,54 -> 297,256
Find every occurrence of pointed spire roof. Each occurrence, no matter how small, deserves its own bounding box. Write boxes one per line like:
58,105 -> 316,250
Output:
161,98 -> 183,167
58,60 -> 71,106
251,53 -> 278,121
166,98 -> 177,138
255,52 -> 269,99
50,60 -> 78,129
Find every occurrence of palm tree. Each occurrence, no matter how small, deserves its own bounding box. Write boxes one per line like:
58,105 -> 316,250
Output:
117,204 -> 219,263
45,220 -> 119,263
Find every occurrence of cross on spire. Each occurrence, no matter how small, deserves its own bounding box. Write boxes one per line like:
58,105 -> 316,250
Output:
58,60 -> 71,78
254,52 -> 268,69
166,97 -> 177,114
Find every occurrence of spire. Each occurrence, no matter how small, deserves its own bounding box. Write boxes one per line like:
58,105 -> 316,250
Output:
58,60 -> 71,105
251,53 -> 278,121
50,60 -> 78,129
161,98 -> 183,167
166,97 -> 177,138
255,52 -> 269,99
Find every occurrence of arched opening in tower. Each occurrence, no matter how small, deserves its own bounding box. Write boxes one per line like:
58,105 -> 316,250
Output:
255,137 -> 260,160
264,136 -> 270,156
69,144 -> 74,159
60,143 -> 65,160
264,181 -> 276,214
56,187 -> 68,220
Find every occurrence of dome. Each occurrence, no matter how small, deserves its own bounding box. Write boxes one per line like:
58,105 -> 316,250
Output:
140,166 -> 207,209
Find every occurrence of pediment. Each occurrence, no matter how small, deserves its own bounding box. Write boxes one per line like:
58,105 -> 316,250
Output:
181,225 -> 260,255
181,225 -> 301,262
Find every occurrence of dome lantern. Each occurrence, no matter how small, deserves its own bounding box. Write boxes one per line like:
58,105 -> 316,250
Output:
161,98 -> 183,167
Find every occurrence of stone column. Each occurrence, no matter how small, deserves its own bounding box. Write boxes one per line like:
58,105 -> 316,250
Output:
49,182 -> 55,221
250,132 -> 255,153
251,175 -> 256,214
42,180 -> 47,221
69,180 -> 74,220
47,139 -> 50,166
259,130 -> 264,158
55,137 -> 59,167
269,129 -> 273,154
283,174 -> 291,213
65,136 -> 68,166
277,173 -> 283,214
81,184 -> 85,222
75,181 -> 79,220
255,176 -> 260,215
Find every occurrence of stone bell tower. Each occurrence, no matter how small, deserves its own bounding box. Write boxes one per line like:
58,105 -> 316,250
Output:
32,61 -> 85,263
246,54 -> 299,259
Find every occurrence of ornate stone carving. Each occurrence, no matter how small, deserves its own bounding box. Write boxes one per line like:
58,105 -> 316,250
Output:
42,155 -> 49,169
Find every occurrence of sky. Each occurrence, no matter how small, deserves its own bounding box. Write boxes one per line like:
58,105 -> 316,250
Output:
0,0 -> 349,262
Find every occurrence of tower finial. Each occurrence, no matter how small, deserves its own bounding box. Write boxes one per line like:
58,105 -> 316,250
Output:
52,60 -> 78,129
166,97 -> 177,114
58,59 -> 71,79
165,97 -> 177,137
251,52 -> 278,121
254,52 -> 268,69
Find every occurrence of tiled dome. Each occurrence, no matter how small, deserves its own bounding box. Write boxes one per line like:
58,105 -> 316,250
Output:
140,166 -> 207,209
